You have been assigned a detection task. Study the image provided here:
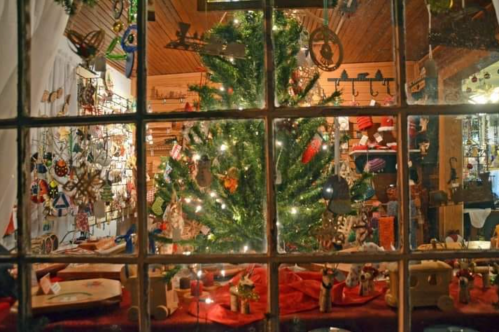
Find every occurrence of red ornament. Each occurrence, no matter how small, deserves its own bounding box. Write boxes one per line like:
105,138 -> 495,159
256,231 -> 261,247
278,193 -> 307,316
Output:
301,134 -> 323,164
54,159 -> 68,177
471,75 -> 478,83
227,87 -> 233,95
467,163 -> 473,170
184,102 -> 194,112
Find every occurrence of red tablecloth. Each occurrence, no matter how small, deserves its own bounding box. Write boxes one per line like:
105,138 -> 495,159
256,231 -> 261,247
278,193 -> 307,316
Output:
0,269 -> 497,332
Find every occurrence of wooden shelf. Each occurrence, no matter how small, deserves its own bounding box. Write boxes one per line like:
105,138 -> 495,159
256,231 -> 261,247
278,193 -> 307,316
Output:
349,149 -> 420,157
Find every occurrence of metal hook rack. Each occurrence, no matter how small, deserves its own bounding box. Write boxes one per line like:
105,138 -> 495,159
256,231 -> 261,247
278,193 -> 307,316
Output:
327,69 -> 395,98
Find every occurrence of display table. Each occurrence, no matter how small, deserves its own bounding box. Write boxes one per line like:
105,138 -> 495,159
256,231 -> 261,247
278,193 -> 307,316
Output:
0,273 -> 497,332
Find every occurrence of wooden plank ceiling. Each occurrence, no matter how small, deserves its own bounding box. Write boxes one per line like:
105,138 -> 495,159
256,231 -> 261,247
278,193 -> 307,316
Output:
67,0 -> 431,77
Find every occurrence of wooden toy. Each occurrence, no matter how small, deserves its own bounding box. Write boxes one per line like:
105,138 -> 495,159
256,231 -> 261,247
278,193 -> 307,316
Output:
126,267 -> 178,321
18,279 -> 122,315
319,268 -> 334,313
57,263 -> 125,281
359,266 -> 379,297
385,260 -> 454,311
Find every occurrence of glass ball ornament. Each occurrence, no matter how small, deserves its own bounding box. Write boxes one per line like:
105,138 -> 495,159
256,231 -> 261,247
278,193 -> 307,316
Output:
112,21 -> 124,33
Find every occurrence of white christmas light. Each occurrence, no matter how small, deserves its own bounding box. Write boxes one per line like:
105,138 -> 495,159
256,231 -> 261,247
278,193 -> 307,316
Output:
193,154 -> 201,161
197,270 -> 202,278
326,187 -> 332,193
220,144 -> 228,151
234,19 -> 240,24
220,86 -> 225,92
243,245 -> 249,253
185,198 -> 192,203
276,140 -> 282,147
205,298 -> 214,304
210,192 -> 217,198
322,144 -> 328,151
221,204 -> 226,209
291,207 -> 298,215
221,270 -> 226,277
229,57 -> 235,63
195,205 -> 202,213
238,106 -> 243,111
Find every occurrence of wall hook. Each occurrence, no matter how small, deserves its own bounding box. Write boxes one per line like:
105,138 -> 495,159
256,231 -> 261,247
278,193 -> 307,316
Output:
385,80 -> 393,96
352,81 -> 359,97
369,80 -> 379,97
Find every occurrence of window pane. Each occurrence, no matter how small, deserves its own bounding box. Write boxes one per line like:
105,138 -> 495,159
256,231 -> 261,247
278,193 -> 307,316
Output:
0,1 -> 17,119
280,260 -> 398,331
20,263 -> 138,331
275,116 -> 400,253
146,119 -> 266,254
0,130 -> 17,255
151,263 -> 266,331
408,259 -> 499,331
408,114 -> 499,251
0,259 -> 17,331
147,1 -> 265,112
273,2 -> 396,108
405,0 -> 499,105
27,124 -> 137,256
31,1 -> 136,117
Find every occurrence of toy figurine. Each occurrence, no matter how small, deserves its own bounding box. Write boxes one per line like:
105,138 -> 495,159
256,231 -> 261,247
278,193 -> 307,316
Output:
359,266 -> 379,297
456,269 -> 474,304
319,268 -> 335,313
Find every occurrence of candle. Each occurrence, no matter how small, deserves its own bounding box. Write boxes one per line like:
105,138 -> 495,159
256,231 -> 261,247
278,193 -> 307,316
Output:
202,271 -> 214,287
190,280 -> 203,296
179,277 -> 191,290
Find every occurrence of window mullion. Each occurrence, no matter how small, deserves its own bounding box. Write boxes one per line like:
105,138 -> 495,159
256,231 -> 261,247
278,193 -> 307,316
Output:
264,0 -> 279,331
17,0 -> 32,331
136,0 -> 150,331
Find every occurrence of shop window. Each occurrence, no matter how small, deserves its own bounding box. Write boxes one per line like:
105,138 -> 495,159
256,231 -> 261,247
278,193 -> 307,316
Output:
2,0 -> 499,331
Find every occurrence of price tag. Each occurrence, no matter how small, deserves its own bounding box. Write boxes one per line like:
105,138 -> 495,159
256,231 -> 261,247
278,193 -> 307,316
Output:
373,132 -> 383,143
359,135 -> 369,146
51,282 -> 61,295
39,273 -> 52,295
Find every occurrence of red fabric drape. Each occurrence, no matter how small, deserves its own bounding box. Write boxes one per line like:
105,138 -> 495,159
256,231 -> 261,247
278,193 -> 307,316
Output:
187,267 -> 383,327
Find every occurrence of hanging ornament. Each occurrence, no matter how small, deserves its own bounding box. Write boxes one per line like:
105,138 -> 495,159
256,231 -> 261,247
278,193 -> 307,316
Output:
101,182 -> 114,203
73,168 -> 103,207
196,155 -> 213,188
163,163 -> 173,183
301,133 -> 323,164
484,72 -> 491,79
151,196 -> 165,216
466,87 -> 472,93
222,167 -> 239,194
31,179 -> 49,204
43,152 -> 53,167
184,102 -> 194,112
75,210 -> 90,232
170,142 -> 182,160
52,192 -> 71,217
54,159 -> 69,177
471,75 -> 478,83
113,20 -> 124,33
48,180 -> 59,199
308,26 -> 343,72
467,163 -> 473,170
378,116 -> 395,132
357,116 -> 373,131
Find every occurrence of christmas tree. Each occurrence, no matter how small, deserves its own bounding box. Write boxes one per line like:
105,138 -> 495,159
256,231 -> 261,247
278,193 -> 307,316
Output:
151,11 -> 341,253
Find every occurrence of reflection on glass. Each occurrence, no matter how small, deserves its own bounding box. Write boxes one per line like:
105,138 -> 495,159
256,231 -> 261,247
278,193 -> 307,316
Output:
409,114 -> 499,250
276,116 -> 399,253
0,130 -> 17,254
28,125 -> 137,255
280,261 -> 397,331
408,259 -> 499,331
150,263 -> 266,331
147,120 -> 266,254
406,0 -> 499,105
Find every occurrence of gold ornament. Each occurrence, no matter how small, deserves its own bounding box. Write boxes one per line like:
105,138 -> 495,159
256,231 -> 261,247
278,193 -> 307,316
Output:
113,21 -> 124,33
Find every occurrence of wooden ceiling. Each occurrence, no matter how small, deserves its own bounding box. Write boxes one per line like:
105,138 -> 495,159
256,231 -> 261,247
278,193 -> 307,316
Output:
68,0 -> 432,77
